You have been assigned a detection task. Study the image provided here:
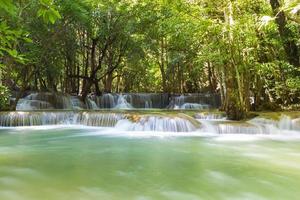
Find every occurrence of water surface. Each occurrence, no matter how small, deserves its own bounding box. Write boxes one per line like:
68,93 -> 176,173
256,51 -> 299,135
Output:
0,127 -> 300,200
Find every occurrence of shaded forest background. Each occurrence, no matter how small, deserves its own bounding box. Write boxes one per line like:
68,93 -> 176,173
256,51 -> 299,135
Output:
0,0 -> 300,119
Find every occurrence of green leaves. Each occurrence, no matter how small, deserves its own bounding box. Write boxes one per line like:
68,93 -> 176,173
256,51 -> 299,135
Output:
0,0 -> 16,16
0,85 -> 10,110
0,21 -> 30,65
37,0 -> 61,24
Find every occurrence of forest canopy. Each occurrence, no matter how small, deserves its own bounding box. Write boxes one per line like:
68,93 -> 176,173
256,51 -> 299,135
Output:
0,0 -> 300,119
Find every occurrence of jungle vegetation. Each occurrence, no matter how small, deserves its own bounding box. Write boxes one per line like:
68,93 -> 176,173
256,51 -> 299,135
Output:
0,0 -> 300,119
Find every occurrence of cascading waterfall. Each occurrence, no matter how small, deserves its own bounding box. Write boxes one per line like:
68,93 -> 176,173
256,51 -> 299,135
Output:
75,112 -> 124,126
15,92 -> 221,110
198,114 -> 300,134
97,93 -> 116,108
16,99 -> 54,110
216,123 -> 266,134
16,93 -> 54,110
114,95 -> 133,109
115,116 -> 197,132
16,93 -> 73,110
180,103 -> 210,110
249,115 -> 300,132
0,111 -> 198,132
86,98 -> 100,110
169,94 -> 211,110
132,93 -> 153,109
70,96 -> 85,110
13,93 -> 300,134
0,111 -> 124,127
195,113 -> 226,120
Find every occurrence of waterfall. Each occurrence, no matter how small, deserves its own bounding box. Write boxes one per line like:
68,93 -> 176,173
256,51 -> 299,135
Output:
0,111 -> 199,132
14,92 -> 221,110
70,96 -> 85,110
133,93 -> 153,109
2,110 -> 300,134
16,93 -> 73,110
168,94 -> 212,110
16,93 -> 54,110
180,103 -> 210,110
175,95 -> 185,106
0,111 -> 124,127
198,115 -> 300,135
278,115 -> 294,130
249,115 -> 300,132
75,112 -> 124,126
195,113 -> 226,120
86,98 -> 100,110
199,119 -> 268,135
16,99 -> 54,110
115,116 -> 197,132
93,93 -> 155,109
114,94 -> 133,109
216,123 -> 266,134
95,93 -> 116,108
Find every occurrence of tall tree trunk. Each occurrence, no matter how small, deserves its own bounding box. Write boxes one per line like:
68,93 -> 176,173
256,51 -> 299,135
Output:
81,38 -> 97,100
159,37 -> 167,92
224,1 -> 247,120
104,72 -> 113,93
94,80 -> 101,96
207,62 -> 217,93
270,0 -> 299,67
81,36 -> 90,95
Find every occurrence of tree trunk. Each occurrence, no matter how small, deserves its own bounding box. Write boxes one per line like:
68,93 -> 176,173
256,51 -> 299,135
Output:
159,37 -> 167,92
104,72 -> 113,93
81,38 -> 97,100
224,1 -> 247,120
270,0 -> 299,67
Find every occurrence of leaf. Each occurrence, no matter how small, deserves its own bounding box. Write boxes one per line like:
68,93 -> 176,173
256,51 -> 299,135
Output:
51,7 -> 61,19
48,12 -> 56,24
37,9 -> 45,17
23,37 -> 33,43
6,49 -> 18,57
0,0 -> 16,16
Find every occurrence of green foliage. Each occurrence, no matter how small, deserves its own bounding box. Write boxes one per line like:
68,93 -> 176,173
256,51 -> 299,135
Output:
0,0 -> 16,15
0,22 -> 30,65
0,85 -> 10,110
37,0 -> 61,24
0,0 -> 300,114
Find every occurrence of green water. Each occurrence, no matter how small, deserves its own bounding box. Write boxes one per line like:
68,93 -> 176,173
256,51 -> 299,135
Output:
0,127 -> 300,200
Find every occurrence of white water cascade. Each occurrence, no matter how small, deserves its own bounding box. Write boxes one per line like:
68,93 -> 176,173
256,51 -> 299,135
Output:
115,116 -> 197,132
0,111 -> 199,132
0,112 -> 125,127
16,93 -> 54,110
198,114 -> 300,135
169,95 -> 210,110
15,92 -> 221,110
70,96 -> 85,110
114,95 -> 133,109
86,98 -> 100,110
195,113 -> 226,120
99,93 -> 116,108
16,93 -> 73,110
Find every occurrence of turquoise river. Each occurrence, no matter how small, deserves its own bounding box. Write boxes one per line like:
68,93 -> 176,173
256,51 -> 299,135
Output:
0,125 -> 300,200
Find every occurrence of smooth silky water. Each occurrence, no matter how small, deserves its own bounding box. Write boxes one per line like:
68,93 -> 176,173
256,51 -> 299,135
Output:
0,125 -> 300,200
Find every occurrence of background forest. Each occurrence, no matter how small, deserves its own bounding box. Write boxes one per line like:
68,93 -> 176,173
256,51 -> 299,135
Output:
0,0 -> 300,119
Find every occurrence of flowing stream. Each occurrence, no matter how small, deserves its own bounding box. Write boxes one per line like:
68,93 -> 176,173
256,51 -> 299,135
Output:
0,126 -> 300,200
1,108 -> 300,199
